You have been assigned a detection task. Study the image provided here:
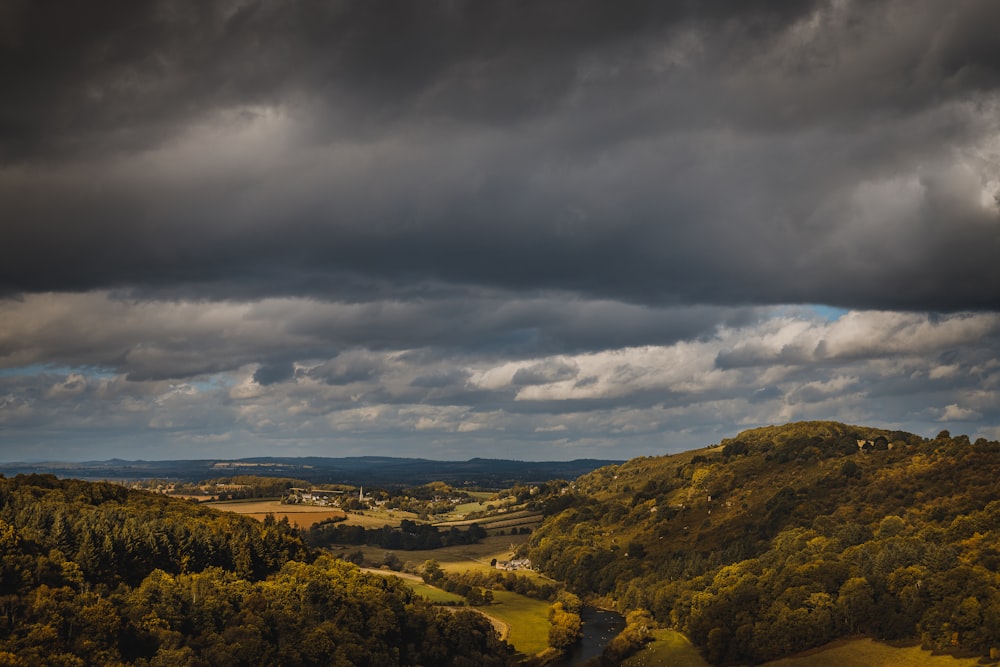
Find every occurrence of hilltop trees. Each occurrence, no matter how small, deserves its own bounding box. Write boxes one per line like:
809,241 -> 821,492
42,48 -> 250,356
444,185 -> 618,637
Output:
527,422 -> 1000,664
0,475 -> 512,665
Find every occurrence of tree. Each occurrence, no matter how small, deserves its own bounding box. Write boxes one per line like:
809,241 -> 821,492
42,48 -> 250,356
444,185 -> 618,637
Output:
548,602 -> 582,651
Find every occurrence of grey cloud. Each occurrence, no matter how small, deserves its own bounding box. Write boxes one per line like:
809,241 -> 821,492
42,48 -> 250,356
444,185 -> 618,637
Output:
0,1 -> 822,160
304,356 -> 383,386
410,369 -> 471,389
2,1 -> 1000,461
715,344 -> 817,370
0,292 -> 759,381
2,2 -> 999,311
749,386 -> 783,404
512,360 -> 579,386
253,362 -> 296,386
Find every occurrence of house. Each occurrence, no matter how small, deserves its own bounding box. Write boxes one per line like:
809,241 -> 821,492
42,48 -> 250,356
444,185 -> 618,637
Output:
494,558 -> 532,571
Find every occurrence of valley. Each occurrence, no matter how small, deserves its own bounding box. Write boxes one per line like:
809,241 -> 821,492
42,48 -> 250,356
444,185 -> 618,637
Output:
2,421 -> 1000,665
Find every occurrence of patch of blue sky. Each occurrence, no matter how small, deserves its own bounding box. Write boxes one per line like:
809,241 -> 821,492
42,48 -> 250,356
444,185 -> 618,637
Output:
768,304 -> 850,322
808,305 -> 850,321
188,378 -> 226,392
0,363 -> 118,379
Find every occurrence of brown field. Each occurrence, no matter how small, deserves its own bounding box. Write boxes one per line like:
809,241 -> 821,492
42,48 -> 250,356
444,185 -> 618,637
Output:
204,499 -> 347,529
205,500 -> 421,530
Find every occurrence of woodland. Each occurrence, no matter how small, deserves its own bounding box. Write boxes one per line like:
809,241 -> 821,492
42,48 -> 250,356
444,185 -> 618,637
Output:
0,475 -> 509,666
525,422 -> 1000,664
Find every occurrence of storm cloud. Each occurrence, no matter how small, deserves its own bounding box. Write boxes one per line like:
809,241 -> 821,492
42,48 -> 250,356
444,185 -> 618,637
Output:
1,0 -> 999,461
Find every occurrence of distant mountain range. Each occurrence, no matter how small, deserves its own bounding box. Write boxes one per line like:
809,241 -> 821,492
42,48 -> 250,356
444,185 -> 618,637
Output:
0,455 -> 622,488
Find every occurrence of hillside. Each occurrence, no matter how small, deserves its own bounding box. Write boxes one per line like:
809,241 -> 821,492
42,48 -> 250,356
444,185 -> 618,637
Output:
0,474 -> 511,665
525,421 -> 1000,664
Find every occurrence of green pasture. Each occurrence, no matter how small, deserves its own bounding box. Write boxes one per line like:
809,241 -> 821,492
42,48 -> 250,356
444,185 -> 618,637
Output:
622,629 -> 710,667
620,633 -> 989,667
406,582 -> 466,604
452,501 -> 492,515
485,589 -> 552,657
395,575 -> 552,657
762,638 -> 986,667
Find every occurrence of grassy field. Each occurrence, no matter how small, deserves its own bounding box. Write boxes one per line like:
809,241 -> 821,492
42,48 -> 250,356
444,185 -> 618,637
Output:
363,568 -> 546,656
406,582 -> 466,604
762,638 -> 987,667
484,589 -> 552,657
621,629 -> 710,667
433,509 -> 543,535
619,634 -> 988,667
348,534 -> 534,574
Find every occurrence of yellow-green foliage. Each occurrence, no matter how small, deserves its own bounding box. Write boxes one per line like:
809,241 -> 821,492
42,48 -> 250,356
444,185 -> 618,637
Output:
528,422 -> 1000,665
0,475 -> 513,666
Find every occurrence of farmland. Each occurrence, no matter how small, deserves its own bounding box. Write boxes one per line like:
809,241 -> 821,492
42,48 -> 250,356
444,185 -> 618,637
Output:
202,498 -> 346,529
204,498 -> 422,529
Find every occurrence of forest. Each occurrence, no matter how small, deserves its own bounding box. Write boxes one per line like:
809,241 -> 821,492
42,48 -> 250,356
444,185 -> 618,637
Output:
305,518 -> 487,550
0,474 -> 510,666
525,422 -> 1000,664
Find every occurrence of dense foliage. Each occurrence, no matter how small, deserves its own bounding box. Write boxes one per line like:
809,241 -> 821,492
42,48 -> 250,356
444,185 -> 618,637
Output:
306,518 -> 487,550
0,475 -> 511,665
526,422 -> 1000,664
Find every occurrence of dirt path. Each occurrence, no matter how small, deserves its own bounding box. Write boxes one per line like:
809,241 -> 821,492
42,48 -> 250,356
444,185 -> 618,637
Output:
360,567 -> 423,581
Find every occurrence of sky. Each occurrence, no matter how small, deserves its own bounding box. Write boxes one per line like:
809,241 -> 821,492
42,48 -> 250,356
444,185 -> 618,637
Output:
2,0 -> 1000,463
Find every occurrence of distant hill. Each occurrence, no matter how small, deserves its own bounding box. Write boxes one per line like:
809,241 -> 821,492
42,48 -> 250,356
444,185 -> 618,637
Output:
525,421 -> 1000,664
0,455 -> 621,488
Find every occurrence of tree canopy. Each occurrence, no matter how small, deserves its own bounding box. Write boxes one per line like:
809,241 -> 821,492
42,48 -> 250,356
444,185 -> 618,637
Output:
526,421 -> 1000,664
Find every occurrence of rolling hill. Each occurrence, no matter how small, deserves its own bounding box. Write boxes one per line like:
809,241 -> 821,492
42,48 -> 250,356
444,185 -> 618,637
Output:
525,421 -> 1000,664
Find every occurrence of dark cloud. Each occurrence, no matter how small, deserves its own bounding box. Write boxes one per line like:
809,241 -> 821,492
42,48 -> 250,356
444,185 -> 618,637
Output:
2,1 -> 999,311
305,356 -> 383,386
2,1 -> 1000,461
253,362 -> 296,386
0,1 -> 823,159
410,369 -> 471,389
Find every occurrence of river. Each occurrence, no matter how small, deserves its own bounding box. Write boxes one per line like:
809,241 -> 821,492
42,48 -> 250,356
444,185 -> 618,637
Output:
551,606 -> 626,666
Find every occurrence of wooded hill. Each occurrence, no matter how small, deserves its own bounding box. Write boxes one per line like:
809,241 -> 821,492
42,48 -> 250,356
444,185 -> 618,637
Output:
0,474 -> 510,666
525,421 -> 1000,664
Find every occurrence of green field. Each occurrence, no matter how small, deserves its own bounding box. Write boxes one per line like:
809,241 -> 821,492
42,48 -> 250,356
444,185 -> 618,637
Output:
351,534 -> 532,574
406,582 -> 466,604
762,638 -> 987,667
484,589 -> 552,657
622,629 -> 710,667
620,634 -> 989,667
390,572 -> 551,657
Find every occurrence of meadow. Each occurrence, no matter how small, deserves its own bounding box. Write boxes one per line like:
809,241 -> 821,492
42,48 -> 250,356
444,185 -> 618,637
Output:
621,633 -> 987,667
621,629 -> 709,667
762,639 -> 986,667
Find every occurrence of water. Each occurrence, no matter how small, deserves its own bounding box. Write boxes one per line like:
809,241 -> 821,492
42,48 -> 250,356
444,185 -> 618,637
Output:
551,606 -> 626,666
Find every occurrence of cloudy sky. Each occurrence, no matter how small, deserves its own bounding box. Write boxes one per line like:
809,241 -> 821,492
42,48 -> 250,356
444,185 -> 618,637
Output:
2,0 -> 1000,463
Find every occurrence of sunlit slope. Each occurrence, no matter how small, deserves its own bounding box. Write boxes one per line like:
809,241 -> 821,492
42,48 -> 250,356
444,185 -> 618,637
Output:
527,421 -> 1000,664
